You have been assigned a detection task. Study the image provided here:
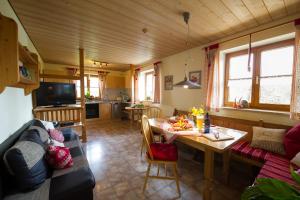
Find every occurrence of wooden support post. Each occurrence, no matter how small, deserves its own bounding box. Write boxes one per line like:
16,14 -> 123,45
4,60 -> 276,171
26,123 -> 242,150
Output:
79,48 -> 87,142
130,64 -> 135,104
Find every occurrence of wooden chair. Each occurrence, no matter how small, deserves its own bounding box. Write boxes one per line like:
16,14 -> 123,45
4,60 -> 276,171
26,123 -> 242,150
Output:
141,115 -> 181,196
140,106 -> 162,156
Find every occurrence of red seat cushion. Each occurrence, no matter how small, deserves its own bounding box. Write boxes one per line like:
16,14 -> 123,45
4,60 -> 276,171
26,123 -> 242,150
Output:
149,143 -> 178,161
231,141 -> 274,162
284,123 -> 300,160
257,155 -> 298,186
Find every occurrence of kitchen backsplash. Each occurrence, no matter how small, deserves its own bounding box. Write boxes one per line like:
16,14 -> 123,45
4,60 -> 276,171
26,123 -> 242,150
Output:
104,88 -> 131,101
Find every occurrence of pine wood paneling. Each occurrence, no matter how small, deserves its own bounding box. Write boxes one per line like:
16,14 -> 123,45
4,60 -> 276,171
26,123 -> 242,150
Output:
8,0 -> 300,69
263,0 -> 288,20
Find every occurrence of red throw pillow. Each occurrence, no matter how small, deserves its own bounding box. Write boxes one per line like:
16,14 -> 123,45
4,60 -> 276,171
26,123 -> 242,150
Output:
48,129 -> 64,143
46,145 -> 73,169
284,123 -> 300,160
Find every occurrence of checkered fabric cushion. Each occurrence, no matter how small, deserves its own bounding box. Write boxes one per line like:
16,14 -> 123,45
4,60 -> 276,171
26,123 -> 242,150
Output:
231,141 -> 274,162
257,155 -> 298,186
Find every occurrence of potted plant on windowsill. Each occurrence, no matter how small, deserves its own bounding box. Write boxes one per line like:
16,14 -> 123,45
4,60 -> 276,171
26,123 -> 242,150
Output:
143,96 -> 153,107
241,168 -> 300,199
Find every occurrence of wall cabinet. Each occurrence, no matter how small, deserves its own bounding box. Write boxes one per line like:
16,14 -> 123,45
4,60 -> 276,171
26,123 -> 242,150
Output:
0,14 -> 39,95
106,76 -> 125,89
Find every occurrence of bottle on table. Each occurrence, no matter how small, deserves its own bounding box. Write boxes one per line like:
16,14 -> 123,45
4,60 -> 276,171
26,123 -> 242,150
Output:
204,112 -> 210,133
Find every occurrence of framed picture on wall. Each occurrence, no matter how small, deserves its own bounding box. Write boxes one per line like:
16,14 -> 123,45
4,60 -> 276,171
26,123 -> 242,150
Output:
164,75 -> 173,90
189,70 -> 201,89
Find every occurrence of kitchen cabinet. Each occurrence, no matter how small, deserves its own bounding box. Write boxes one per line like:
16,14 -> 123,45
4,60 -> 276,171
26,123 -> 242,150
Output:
106,76 -> 125,89
99,103 -> 112,120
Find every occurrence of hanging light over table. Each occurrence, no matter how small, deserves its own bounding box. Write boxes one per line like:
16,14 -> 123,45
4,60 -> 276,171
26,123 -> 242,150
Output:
174,11 -> 201,89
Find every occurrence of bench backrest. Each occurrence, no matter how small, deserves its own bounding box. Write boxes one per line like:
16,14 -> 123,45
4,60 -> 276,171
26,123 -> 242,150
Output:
210,115 -> 292,141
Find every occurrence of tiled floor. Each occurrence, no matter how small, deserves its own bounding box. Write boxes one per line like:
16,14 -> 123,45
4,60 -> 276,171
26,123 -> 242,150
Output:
82,120 -> 254,200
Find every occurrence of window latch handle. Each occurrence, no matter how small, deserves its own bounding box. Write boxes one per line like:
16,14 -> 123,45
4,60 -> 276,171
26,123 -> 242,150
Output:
256,76 -> 259,84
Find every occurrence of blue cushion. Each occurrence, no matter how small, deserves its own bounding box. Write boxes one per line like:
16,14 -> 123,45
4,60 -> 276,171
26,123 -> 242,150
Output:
62,129 -> 78,142
3,130 -> 49,191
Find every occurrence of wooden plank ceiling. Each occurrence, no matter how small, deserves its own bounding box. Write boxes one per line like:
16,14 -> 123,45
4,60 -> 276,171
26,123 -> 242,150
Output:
9,0 -> 300,71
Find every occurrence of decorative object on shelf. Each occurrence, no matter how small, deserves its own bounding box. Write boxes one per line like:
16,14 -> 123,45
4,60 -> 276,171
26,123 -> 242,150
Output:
173,12 -> 201,89
188,70 -> 201,89
19,65 -> 32,80
164,75 -> 173,90
233,98 -> 249,109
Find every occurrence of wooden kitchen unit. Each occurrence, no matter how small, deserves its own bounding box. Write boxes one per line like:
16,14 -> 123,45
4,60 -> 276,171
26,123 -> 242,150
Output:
99,103 -> 112,120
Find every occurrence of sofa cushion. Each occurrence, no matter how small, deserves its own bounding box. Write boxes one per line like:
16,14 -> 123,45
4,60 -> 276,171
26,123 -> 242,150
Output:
257,155 -> 298,186
28,126 -> 50,145
61,129 -> 78,142
149,143 -> 178,161
231,141 -> 274,163
49,167 -> 95,200
40,120 -> 55,131
49,129 -> 64,143
251,127 -> 286,155
46,145 -> 73,169
284,123 -> 300,160
291,152 -> 300,167
3,129 -> 49,191
32,120 -> 47,131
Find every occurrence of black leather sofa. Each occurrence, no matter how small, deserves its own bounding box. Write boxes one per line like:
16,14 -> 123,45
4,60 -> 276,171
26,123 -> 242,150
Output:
0,120 -> 95,200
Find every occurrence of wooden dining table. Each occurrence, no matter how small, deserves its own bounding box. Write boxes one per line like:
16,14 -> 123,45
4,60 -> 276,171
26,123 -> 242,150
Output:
125,106 -> 148,124
148,118 -> 247,200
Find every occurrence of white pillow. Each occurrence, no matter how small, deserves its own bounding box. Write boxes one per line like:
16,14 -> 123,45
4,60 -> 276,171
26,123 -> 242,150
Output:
251,126 -> 286,155
50,139 -> 65,147
40,120 -> 55,130
291,152 -> 300,167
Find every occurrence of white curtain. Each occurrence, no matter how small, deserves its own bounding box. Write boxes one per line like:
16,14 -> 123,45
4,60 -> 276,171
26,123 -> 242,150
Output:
291,19 -> 300,119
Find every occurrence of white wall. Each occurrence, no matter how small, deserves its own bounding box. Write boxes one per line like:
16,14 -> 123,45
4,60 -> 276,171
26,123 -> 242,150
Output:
159,47 -> 206,116
0,0 -> 43,143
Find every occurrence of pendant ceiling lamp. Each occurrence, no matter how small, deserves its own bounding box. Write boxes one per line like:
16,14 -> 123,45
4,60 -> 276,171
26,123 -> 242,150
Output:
173,11 -> 200,89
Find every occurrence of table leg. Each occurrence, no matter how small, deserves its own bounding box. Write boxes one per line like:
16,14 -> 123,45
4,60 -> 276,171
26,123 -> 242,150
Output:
131,110 -> 134,124
222,150 -> 230,184
203,149 -> 214,200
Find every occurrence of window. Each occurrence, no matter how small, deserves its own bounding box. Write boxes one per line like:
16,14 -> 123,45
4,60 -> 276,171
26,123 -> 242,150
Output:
138,70 -> 154,101
75,75 -> 100,98
224,39 -> 294,111
89,76 -> 100,97
145,72 -> 154,100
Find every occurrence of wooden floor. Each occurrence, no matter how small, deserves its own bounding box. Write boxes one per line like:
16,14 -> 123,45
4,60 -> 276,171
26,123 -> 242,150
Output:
80,120 -> 254,200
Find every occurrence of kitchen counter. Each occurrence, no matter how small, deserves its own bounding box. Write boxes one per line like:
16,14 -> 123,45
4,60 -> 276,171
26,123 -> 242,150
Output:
77,100 -> 126,105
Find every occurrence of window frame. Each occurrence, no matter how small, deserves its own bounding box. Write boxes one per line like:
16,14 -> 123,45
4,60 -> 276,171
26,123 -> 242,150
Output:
144,71 -> 154,101
224,39 -> 294,111
76,74 -> 100,99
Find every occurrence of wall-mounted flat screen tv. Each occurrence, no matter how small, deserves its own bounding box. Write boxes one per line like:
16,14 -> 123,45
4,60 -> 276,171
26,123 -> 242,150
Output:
36,82 -> 76,106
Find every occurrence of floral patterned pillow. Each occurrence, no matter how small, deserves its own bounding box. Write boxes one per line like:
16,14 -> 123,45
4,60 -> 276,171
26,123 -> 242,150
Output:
48,129 -> 64,143
46,145 -> 73,169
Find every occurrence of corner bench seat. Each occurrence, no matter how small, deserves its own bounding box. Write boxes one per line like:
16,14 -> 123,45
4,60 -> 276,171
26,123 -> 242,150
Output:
230,141 -> 298,187
257,155 -> 298,187
231,141 -> 276,163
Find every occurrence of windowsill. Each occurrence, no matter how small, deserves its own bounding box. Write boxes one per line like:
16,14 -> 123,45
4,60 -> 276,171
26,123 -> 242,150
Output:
221,106 -> 290,116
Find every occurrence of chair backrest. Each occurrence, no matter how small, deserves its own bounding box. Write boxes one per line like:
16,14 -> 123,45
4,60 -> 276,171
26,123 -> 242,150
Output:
145,106 -> 161,118
173,108 -> 189,117
141,115 -> 154,160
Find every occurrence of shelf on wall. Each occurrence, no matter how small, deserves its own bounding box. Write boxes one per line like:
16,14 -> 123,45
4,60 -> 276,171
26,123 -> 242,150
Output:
0,13 -> 40,95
